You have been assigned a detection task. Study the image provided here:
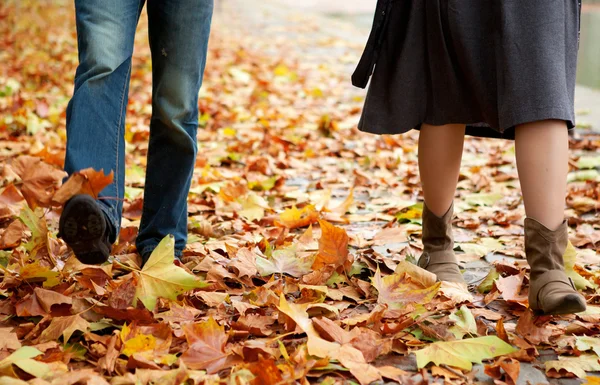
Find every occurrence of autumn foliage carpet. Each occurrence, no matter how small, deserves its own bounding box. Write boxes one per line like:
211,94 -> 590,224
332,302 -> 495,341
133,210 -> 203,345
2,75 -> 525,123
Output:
1,1 -> 600,384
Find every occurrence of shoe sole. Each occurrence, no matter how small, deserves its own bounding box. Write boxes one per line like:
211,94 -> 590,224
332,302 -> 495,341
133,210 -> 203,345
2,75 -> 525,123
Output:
59,195 -> 110,265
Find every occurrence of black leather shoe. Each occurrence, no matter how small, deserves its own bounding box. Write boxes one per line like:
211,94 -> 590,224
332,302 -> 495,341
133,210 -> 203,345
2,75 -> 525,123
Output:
58,195 -> 113,264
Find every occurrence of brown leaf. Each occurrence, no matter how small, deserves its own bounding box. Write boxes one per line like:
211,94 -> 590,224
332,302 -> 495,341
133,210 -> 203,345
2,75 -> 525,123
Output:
337,344 -> 382,385
312,219 -> 349,270
484,357 -> 520,385
0,219 -> 25,248
231,314 -> 275,337
98,332 -> 120,374
11,155 -> 66,208
0,327 -> 22,350
0,183 -> 27,220
52,168 -> 114,205
181,317 -> 232,374
38,314 -> 90,343
229,247 -> 257,278
496,319 -> 509,343
515,309 -> 553,345
313,317 -> 352,344
34,287 -> 72,313
494,273 -> 528,307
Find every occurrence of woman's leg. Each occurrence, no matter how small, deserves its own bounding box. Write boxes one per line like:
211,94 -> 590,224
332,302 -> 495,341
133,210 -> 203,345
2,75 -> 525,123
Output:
417,123 -> 466,283
515,119 -> 585,314
515,120 -> 568,230
419,123 -> 466,215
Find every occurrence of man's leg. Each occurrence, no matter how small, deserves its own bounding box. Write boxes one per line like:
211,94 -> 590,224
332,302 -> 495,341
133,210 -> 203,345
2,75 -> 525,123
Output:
62,0 -> 143,262
136,0 -> 214,260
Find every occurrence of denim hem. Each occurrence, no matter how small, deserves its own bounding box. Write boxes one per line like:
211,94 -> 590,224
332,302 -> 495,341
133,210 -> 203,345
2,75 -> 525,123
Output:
140,244 -> 183,261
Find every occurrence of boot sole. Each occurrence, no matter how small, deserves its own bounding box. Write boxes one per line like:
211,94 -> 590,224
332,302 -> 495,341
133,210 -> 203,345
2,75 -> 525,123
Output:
59,195 -> 110,265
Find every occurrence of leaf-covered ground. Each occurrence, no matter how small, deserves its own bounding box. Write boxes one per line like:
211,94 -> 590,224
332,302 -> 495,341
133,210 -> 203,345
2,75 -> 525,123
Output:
1,1 -> 600,384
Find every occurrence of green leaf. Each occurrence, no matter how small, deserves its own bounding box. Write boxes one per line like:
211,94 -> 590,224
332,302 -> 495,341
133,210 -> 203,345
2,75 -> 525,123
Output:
568,170 -> 599,183
477,267 -> 500,294
449,305 -> 478,339
134,235 -> 207,311
577,156 -> 600,170
0,346 -> 50,378
414,336 -> 517,370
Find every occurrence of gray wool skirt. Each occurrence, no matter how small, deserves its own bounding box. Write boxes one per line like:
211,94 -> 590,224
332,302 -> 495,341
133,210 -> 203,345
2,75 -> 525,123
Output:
354,0 -> 582,139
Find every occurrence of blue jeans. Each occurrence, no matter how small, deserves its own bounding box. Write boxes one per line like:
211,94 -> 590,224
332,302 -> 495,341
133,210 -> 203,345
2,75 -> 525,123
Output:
64,0 -> 213,258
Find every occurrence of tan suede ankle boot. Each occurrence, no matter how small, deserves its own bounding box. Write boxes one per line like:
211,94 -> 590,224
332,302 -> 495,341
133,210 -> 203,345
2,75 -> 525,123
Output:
417,203 -> 465,283
525,218 -> 586,315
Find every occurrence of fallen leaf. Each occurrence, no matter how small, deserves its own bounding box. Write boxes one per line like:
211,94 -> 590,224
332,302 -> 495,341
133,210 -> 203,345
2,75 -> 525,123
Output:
576,336 -> 600,356
181,318 -> 231,374
563,241 -> 594,290
134,235 -> 206,311
255,245 -> 314,277
515,309 -> 553,345
0,328 -> 21,350
372,267 -> 441,309
11,155 -> 66,208
277,294 -> 339,358
38,315 -> 90,343
337,344 -> 382,385
275,205 -> 319,229
312,220 -> 349,270
546,354 -> 600,378
245,356 -> 284,385
484,357 -> 520,385
449,305 -> 478,339
0,346 -> 50,378
414,336 -> 518,371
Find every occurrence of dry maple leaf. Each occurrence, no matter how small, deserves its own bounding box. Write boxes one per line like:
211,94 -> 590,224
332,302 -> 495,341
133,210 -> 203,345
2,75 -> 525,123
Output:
52,167 -> 114,205
180,317 -> 232,374
134,235 -> 206,311
312,219 -> 349,270
515,309 -> 553,345
38,314 -> 90,343
11,155 -> 66,208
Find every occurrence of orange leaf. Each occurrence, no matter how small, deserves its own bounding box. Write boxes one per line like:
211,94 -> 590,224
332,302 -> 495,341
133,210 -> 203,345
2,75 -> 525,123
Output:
246,357 -> 284,385
180,317 -> 232,374
11,155 -> 66,208
275,205 -> 319,229
52,168 -> 114,205
312,220 -> 349,270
